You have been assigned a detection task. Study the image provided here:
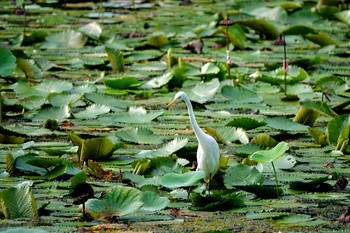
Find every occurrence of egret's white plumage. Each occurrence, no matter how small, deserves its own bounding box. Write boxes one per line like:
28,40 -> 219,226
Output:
166,91 -> 220,183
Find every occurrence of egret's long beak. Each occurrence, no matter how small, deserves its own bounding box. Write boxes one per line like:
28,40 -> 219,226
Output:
165,99 -> 177,109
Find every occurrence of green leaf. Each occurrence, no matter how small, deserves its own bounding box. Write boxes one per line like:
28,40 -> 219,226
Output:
327,114 -> 350,145
182,78 -> 220,104
84,93 -> 126,111
289,176 -> 333,192
25,157 -> 63,168
104,76 -> 140,89
226,117 -> 266,130
0,47 -> 17,77
221,85 -> 262,103
265,117 -> 308,131
81,137 -> 115,161
105,46 -> 125,72
116,127 -> 162,144
85,185 -> 143,219
141,72 -> 173,89
160,170 -> 206,189
73,104 -> 110,119
0,186 -> 38,219
136,138 -> 188,158
33,106 -> 70,121
224,164 -> 264,189
48,93 -> 82,106
35,80 -> 73,95
305,32 -> 338,47
41,30 -> 87,49
238,19 -> 279,40
113,107 -> 163,124
16,57 -> 43,79
141,191 -> 170,211
250,142 -> 289,163
69,171 -> 87,195
147,33 -> 169,48
200,63 -> 220,75
78,22 -> 102,39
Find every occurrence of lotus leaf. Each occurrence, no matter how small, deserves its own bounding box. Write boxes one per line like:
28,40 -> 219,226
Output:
136,138 -> 188,158
265,117 -> 308,131
226,117 -> 266,130
0,47 -> 16,77
104,76 -> 140,90
81,137 -> 115,161
0,186 -> 38,219
73,104 -> 110,119
78,22 -> 102,40
48,93 -> 81,107
113,107 -> 163,123
160,170 -> 206,189
224,164 -> 264,189
105,46 -> 125,72
327,114 -> 350,146
116,127 -> 162,145
221,85 -> 262,103
85,185 -> 143,220
182,78 -> 220,104
141,191 -> 170,211
141,71 -> 173,89
33,106 -> 70,121
41,30 -> 87,49
250,142 -> 289,163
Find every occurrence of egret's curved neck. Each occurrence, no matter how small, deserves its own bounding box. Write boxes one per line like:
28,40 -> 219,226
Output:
182,96 -> 206,140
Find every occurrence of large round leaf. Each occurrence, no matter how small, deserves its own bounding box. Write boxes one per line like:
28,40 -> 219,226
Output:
224,164 -> 264,189
160,170 -> 206,189
85,185 -> 143,219
81,137 -> 115,161
250,141 -> 289,163
113,107 -> 163,123
116,127 -> 162,145
41,30 -> 87,49
221,85 -> 262,103
73,104 -> 110,119
183,78 -> 220,104
141,191 -> 170,211
32,106 -> 70,121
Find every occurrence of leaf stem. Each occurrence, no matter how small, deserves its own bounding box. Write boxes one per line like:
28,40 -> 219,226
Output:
271,161 -> 279,198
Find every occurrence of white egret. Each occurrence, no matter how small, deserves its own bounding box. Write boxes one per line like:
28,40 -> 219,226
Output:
166,91 -> 220,189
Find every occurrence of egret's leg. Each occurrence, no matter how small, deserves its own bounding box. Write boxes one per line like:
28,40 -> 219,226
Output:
208,173 -> 212,195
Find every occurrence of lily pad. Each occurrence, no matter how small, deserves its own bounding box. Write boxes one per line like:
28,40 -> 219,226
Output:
136,138 -> 188,158
85,185 -> 143,220
113,107 -> 163,124
116,127 -> 162,144
141,191 -> 170,211
224,164 -> 264,189
73,104 -> 110,119
250,142 -> 289,163
41,30 -> 87,49
183,78 -> 220,104
221,85 -> 262,103
160,170 -> 206,189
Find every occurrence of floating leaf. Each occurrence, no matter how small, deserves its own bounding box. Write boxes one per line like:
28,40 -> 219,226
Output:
250,142 -> 289,163
141,72 -> 173,89
221,85 -> 262,103
141,191 -> 170,211
48,93 -> 81,106
33,106 -> 70,121
214,127 -> 249,144
238,19 -> 279,39
113,107 -> 163,124
190,189 -> 245,211
6,153 -> 15,176
226,117 -> 266,130
250,134 -> 277,148
41,30 -> 87,49
160,170 -> 206,189
265,117 -> 308,131
147,33 -> 169,48
35,80 -> 73,96
0,186 -> 38,219
78,22 -> 102,39
305,32 -> 338,47
73,104 -> 110,119
136,138 -> 188,158
116,127 -> 162,144
224,164 -> 264,189
81,137 -> 116,161
104,76 -> 140,89
85,185 -> 143,220
183,78 -> 220,104
0,47 -> 16,77
289,176 -> 333,192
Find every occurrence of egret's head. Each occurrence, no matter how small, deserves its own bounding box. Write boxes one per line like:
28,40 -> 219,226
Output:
165,91 -> 186,109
